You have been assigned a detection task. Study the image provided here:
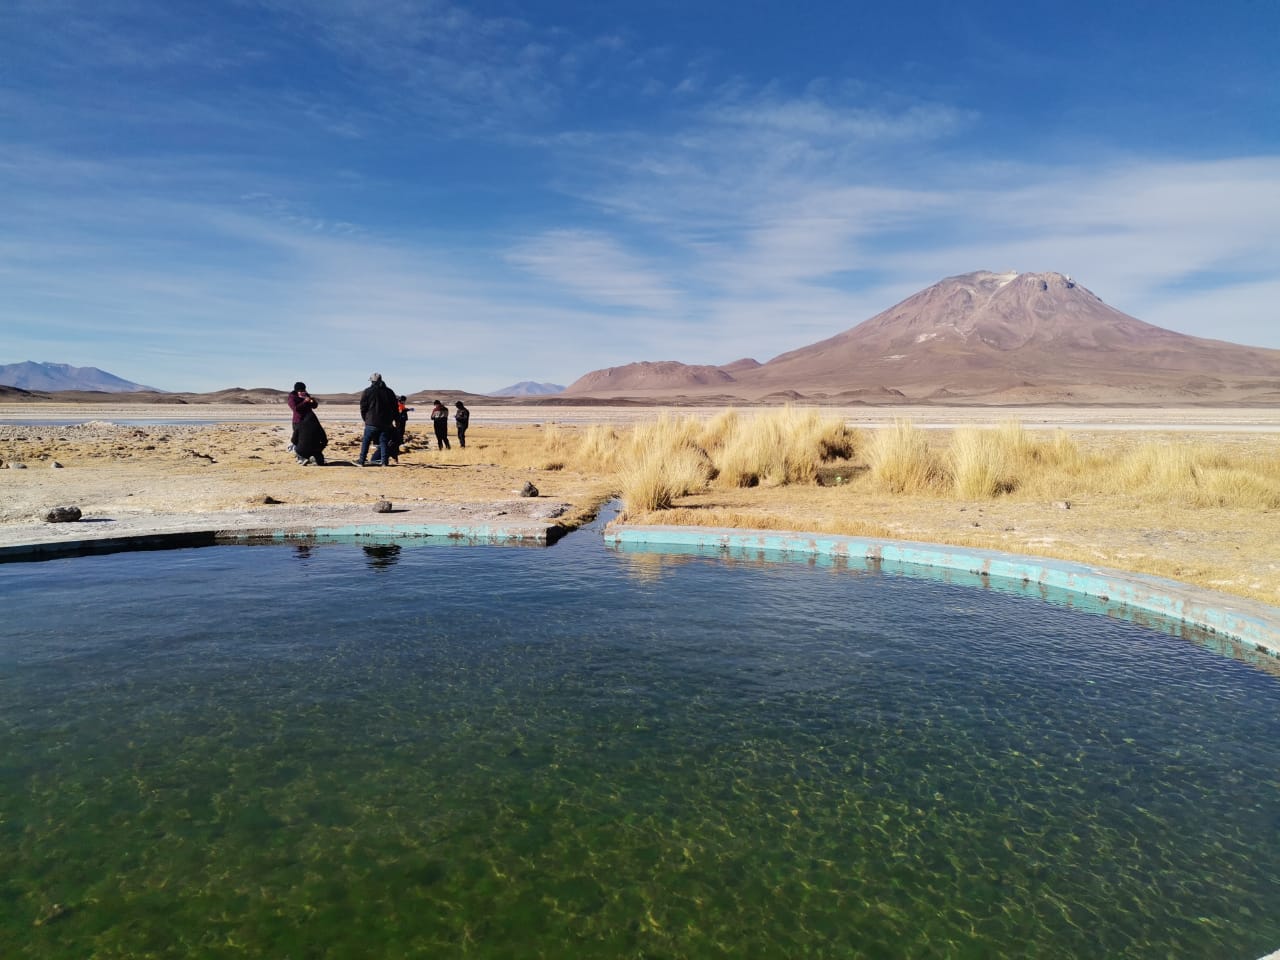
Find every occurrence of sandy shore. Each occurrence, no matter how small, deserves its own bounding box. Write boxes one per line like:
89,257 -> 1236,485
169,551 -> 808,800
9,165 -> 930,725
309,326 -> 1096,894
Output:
1,404 -> 1278,616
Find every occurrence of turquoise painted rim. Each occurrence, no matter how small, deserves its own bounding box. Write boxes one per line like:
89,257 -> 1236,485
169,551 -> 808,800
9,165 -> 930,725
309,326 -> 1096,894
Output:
604,523 -> 1280,665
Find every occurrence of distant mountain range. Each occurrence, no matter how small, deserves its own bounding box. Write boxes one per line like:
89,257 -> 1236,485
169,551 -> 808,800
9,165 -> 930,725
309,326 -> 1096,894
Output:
0,361 -> 158,393
562,271 -> 1280,405
489,380 -> 565,397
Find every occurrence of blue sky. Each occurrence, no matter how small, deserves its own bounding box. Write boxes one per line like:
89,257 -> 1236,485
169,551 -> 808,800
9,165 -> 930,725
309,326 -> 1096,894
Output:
2,0 -> 1278,394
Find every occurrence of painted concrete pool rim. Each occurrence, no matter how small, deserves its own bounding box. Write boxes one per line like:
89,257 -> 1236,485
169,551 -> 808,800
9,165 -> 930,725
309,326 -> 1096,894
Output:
2,515 -> 1276,662
604,523 -> 1280,663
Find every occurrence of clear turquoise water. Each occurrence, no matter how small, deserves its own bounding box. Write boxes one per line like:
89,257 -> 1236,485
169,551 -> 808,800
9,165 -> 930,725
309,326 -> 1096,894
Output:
1,520 -> 1278,959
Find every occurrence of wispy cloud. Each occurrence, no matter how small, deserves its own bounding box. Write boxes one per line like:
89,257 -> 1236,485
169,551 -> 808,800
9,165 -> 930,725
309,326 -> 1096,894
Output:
2,3 -> 1277,394
506,230 -> 680,312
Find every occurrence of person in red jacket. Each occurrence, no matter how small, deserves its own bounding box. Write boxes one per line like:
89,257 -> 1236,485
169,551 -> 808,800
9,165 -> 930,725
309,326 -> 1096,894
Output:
286,381 -> 318,460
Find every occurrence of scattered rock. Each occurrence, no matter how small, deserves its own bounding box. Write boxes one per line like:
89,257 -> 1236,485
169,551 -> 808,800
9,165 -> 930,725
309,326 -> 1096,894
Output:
50,461 -> 63,469
519,481 -> 539,498
373,500 -> 393,513
33,902 -> 70,927
262,495 -> 282,505
8,462 -> 27,469
45,506 -> 83,523
1054,500 -> 1072,510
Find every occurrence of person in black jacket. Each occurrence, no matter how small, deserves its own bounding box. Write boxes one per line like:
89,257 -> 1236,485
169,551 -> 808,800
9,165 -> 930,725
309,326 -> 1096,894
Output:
358,373 -> 398,467
293,406 -> 328,465
454,400 -> 470,448
391,395 -> 413,463
286,381 -> 318,452
430,399 -> 451,450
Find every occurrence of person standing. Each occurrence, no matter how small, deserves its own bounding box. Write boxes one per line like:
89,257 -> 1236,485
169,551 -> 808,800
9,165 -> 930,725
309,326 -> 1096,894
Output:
430,399 -> 451,450
358,373 -> 398,466
454,400 -> 470,449
286,381 -> 318,455
392,395 -> 413,462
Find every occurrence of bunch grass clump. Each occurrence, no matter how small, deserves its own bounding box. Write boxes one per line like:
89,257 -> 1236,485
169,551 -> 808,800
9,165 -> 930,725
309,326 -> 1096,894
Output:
613,406 -> 857,513
866,420 -> 945,494
714,407 -> 858,488
949,426 -> 1019,498
618,441 -> 714,513
946,421 -> 1084,499
1107,441 -> 1280,508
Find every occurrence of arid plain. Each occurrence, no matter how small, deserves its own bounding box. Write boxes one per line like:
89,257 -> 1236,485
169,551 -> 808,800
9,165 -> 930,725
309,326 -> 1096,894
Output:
1,402 -> 1278,610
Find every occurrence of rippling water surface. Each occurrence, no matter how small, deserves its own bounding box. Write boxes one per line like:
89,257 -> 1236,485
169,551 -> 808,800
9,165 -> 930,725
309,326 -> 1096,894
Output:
2,517 -> 1278,959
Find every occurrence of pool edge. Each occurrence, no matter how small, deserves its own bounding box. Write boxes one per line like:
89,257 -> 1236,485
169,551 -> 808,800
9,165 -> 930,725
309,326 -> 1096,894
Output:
0,518 -> 560,561
604,523 -> 1280,660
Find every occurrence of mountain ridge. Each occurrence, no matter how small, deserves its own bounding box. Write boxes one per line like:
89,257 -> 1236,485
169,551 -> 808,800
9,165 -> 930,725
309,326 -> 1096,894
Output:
488,380 -> 565,397
0,361 -> 159,393
561,271 -> 1280,405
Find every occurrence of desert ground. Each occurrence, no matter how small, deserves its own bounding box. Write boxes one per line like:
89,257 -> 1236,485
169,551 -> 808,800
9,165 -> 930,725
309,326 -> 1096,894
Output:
2,403 -> 1278,612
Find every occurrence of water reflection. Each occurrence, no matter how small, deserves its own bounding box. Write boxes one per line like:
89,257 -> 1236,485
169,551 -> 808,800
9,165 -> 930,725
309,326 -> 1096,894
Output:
362,543 -> 401,570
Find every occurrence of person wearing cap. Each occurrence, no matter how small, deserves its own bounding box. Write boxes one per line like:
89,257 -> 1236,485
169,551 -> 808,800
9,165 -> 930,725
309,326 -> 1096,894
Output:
358,373 -> 398,467
453,400 -> 470,449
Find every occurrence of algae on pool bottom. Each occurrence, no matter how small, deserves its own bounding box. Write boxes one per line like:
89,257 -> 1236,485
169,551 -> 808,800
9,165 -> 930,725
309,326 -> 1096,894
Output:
1,531 -> 1278,958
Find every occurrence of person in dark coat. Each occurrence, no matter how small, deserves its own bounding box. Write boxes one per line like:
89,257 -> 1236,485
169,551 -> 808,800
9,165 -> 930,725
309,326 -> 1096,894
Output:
358,373 -> 399,466
430,399 -> 451,450
286,381 -> 318,451
392,395 -> 413,463
293,406 -> 328,465
454,400 -> 470,448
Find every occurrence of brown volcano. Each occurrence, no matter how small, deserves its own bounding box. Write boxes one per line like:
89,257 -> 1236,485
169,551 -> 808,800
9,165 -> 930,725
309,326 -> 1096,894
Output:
562,271 -> 1280,404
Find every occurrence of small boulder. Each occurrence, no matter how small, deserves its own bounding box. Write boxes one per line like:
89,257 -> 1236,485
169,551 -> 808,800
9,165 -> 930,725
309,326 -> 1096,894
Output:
373,500 -> 393,513
45,506 -> 83,523
1054,500 -> 1072,510
8,462 -> 27,470
50,461 -> 63,469
262,495 -> 282,505
519,481 -> 539,498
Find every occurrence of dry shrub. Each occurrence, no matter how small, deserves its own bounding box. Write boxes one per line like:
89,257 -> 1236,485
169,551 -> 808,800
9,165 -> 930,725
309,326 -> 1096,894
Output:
949,426 -> 1019,498
532,423 -> 576,469
614,407 -> 854,510
571,423 -> 623,473
1040,429 -> 1085,472
943,422 -> 1097,500
1098,440 -> 1280,509
714,407 -> 856,488
540,422 -> 573,453
619,442 -> 714,513
866,420 -> 945,494
699,409 -> 741,454
1190,467 -> 1280,509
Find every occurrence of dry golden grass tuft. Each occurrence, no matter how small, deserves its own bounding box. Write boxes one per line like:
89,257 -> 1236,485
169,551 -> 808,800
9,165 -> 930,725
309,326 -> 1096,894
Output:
866,419 -> 946,494
594,407 -> 858,513
568,414 -> 1280,608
